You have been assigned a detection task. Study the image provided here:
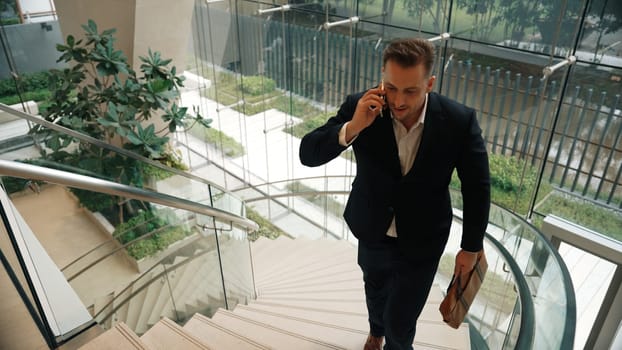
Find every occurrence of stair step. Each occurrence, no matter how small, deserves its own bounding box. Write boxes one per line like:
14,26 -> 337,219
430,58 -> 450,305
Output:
258,275 -> 363,294
234,304 -> 469,350
253,240 -> 356,284
79,322 -> 148,350
256,257 -> 359,291
210,309 -> 344,349
230,304 -> 366,349
256,288 -> 365,301
243,302 -> 368,330
254,298 -> 368,314
183,313 -> 269,350
140,317 -> 209,349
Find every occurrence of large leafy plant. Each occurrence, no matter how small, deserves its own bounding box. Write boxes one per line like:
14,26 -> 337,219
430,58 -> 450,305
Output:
31,20 -> 211,223
34,20 -> 209,159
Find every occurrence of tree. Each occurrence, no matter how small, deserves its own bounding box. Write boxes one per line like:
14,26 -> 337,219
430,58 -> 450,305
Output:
31,20 -> 211,224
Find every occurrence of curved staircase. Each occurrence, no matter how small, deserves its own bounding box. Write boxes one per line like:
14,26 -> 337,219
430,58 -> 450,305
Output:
79,236 -> 471,349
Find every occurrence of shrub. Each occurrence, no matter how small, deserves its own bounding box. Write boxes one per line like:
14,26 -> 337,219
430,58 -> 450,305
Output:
451,153 -> 547,214
535,192 -> 622,241
126,238 -> 158,260
241,76 -> 276,96
289,113 -> 332,138
245,207 -> 287,241
0,71 -> 50,97
114,210 -> 168,244
203,127 -> 245,158
0,89 -> 51,105
114,208 -> 192,260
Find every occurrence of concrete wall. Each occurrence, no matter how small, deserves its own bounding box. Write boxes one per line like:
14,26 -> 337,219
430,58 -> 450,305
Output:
55,0 -> 194,73
54,0 -> 136,68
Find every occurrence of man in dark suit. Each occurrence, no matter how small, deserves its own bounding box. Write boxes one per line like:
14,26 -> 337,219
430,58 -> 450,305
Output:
299,38 -> 490,350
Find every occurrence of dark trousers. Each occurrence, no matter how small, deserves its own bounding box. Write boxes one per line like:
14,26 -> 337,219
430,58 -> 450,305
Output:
357,239 -> 440,350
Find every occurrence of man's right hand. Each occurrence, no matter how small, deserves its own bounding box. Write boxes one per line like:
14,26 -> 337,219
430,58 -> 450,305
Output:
345,87 -> 386,143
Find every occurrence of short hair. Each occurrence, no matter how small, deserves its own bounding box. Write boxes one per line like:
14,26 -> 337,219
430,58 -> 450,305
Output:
383,38 -> 435,76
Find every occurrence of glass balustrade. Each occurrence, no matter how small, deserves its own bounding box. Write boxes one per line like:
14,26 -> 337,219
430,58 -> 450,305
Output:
0,163 -> 256,338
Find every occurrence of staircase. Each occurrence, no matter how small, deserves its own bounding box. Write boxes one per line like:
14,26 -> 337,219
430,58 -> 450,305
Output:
79,236 -> 471,349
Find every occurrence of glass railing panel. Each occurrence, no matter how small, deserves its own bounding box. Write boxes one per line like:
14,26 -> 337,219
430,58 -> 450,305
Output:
487,205 -> 575,349
0,170 -> 254,335
0,201 -> 54,349
449,188 -> 574,348
216,225 -> 255,310
0,180 -> 94,346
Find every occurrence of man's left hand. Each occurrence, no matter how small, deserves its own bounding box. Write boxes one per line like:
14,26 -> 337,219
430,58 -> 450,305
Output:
453,249 -> 479,278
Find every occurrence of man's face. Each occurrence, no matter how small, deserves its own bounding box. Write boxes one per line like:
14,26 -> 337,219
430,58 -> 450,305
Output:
382,60 -> 435,129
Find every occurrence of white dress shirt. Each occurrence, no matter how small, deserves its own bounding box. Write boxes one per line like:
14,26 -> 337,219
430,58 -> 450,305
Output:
339,94 -> 429,237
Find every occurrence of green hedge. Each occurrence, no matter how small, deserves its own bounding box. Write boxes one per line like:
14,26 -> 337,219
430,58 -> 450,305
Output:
451,153 -> 548,214
0,89 -> 51,105
535,193 -> 622,240
114,209 -> 192,260
245,207 -> 287,241
241,76 -> 276,96
188,125 -> 245,158
0,71 -> 50,98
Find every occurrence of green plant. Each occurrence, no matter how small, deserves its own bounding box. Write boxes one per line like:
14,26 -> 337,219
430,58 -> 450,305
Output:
33,20 -> 211,158
0,89 -> 51,105
451,153 -> 550,214
245,207 -> 287,241
0,71 -> 51,98
114,208 -> 192,259
286,181 -> 345,217
534,192 -> 622,241
188,125 -> 245,158
29,20 -> 211,224
241,76 -> 276,96
288,113 -> 331,138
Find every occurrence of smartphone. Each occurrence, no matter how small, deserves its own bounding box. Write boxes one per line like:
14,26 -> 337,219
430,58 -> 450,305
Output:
370,79 -> 386,116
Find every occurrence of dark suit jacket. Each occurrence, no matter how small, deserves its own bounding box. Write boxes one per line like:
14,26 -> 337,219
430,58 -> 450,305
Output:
299,91 -> 491,261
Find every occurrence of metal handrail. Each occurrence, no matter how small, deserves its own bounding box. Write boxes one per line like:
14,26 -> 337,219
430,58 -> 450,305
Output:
0,159 -> 258,231
483,232 -> 536,350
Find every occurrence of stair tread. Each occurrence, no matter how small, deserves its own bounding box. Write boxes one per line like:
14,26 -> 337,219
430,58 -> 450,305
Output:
141,317 -> 210,349
79,322 -> 148,350
233,305 -> 470,350
210,309 -> 344,349
183,313 -> 269,349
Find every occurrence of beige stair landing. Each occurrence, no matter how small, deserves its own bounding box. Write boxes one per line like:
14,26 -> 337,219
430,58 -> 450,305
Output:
80,237 -> 470,349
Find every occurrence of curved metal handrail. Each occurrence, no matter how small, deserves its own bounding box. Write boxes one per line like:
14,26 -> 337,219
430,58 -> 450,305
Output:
483,231 -> 535,350
0,159 -> 258,231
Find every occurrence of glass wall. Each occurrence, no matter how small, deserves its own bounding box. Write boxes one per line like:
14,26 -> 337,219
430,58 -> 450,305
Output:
181,0 -> 622,237
1,0 -> 620,347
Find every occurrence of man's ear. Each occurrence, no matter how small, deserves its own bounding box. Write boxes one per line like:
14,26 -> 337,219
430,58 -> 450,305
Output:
426,75 -> 436,92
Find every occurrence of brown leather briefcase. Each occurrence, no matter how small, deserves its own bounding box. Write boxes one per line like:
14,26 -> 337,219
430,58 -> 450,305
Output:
439,250 -> 488,329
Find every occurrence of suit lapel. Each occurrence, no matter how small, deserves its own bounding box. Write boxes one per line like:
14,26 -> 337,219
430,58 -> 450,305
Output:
405,93 -> 443,178
376,112 -> 402,177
